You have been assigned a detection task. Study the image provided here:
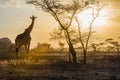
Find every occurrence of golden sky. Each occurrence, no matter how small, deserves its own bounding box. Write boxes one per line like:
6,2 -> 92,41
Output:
0,0 -> 120,48
99,0 -> 120,39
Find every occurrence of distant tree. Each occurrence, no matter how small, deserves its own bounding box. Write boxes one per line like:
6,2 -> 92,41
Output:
111,41 -> 120,53
97,42 -> 106,51
58,41 -> 65,51
75,0 -> 104,63
105,38 -> 113,42
105,38 -> 120,53
91,43 -> 99,53
106,45 -> 115,52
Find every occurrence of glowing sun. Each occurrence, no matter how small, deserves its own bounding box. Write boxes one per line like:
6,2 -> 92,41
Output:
77,7 -> 108,28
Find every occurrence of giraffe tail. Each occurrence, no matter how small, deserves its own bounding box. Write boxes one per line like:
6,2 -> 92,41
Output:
15,48 -> 19,65
15,48 -> 19,55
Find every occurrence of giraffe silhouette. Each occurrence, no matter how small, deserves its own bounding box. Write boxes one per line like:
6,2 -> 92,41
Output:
15,15 -> 37,56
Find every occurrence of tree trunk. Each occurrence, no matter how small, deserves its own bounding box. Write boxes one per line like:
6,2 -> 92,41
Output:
69,45 -> 77,63
93,47 -> 96,53
68,47 -> 71,62
66,29 -> 77,63
117,48 -> 120,53
83,49 -> 87,64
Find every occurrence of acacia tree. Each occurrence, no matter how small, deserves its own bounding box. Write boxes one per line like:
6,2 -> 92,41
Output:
90,42 -> 106,52
75,0 -> 104,63
27,0 -> 81,63
27,0 -> 99,63
91,43 -> 99,53
105,38 -> 120,53
50,27 -> 78,62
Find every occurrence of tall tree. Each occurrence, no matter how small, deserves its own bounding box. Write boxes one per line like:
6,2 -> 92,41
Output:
27,0 -> 99,63
27,0 -> 81,63
75,0 -> 104,63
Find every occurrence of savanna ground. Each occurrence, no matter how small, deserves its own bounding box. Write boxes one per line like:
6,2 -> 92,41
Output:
0,51 -> 120,80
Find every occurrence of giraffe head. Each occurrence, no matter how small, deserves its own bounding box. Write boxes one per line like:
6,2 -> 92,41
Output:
23,15 -> 37,34
30,15 -> 37,20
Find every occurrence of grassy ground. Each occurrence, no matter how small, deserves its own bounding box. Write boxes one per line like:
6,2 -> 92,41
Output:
0,51 -> 120,80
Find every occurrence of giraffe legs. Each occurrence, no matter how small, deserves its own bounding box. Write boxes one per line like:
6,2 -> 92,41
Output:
28,43 -> 30,53
25,44 -> 30,54
25,45 -> 28,53
16,44 -> 21,57
24,44 -> 31,63
15,44 -> 21,65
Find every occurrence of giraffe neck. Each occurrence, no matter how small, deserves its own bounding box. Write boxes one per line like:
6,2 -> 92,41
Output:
24,19 -> 35,34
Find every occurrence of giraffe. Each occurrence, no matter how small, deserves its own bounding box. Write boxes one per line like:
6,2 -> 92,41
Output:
15,15 -> 37,56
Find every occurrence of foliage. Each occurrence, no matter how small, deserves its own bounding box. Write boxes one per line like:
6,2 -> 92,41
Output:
105,38 -> 120,53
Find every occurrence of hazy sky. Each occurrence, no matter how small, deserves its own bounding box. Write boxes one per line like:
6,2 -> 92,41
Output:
0,0 -> 120,48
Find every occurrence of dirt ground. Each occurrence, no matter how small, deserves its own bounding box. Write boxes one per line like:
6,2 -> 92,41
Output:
0,52 -> 120,80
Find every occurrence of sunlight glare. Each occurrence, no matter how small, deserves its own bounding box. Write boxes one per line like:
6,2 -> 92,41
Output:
77,8 -> 108,29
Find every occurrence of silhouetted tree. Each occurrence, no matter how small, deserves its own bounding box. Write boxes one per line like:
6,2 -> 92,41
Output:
111,41 -> 120,53
91,43 -> 99,53
75,0 -> 104,63
27,0 -> 100,63
106,45 -> 115,52
27,0 -> 81,63
105,38 -> 120,53
97,42 -> 106,51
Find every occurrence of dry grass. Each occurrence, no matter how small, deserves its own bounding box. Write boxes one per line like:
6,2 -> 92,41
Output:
0,51 -> 120,80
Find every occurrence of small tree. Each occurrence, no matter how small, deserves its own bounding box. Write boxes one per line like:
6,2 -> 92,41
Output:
91,43 -> 99,53
105,38 -> 120,53
97,42 -> 106,51
58,41 -> 65,51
